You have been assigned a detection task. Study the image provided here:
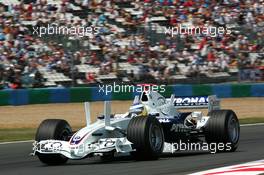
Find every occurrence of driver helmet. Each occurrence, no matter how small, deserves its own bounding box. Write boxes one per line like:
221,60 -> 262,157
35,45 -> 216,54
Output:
129,103 -> 148,117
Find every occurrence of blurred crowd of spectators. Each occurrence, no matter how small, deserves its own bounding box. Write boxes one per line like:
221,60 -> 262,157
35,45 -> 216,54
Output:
0,0 -> 264,89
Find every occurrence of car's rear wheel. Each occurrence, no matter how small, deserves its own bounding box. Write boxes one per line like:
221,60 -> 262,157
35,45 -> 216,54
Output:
204,110 -> 240,152
127,116 -> 164,160
35,119 -> 72,165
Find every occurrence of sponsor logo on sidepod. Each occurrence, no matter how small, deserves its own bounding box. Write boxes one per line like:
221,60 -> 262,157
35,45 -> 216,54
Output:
174,96 -> 209,106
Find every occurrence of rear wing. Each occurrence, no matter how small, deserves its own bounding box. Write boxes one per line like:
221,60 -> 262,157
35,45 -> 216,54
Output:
168,95 -> 221,112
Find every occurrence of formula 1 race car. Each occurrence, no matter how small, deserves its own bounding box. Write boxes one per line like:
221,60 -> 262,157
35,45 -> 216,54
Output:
32,91 -> 240,165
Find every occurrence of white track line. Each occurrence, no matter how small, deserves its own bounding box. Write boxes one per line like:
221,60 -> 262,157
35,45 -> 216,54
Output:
0,123 -> 263,145
241,123 -> 264,127
0,140 -> 34,145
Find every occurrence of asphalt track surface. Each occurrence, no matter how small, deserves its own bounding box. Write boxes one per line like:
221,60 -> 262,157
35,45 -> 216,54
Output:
0,125 -> 263,175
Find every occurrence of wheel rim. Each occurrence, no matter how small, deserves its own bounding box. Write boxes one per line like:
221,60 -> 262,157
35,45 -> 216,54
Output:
149,123 -> 163,151
228,116 -> 239,143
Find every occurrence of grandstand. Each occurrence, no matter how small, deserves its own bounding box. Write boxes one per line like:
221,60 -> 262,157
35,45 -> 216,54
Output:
0,0 -> 263,89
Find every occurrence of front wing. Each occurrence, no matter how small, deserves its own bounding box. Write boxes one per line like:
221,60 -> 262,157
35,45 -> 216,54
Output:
32,138 -> 133,159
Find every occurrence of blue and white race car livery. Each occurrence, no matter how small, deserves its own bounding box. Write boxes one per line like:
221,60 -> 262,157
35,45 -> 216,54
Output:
32,90 -> 240,165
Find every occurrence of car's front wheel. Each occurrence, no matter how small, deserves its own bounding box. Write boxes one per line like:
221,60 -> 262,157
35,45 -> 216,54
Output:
127,116 -> 164,160
35,119 -> 72,165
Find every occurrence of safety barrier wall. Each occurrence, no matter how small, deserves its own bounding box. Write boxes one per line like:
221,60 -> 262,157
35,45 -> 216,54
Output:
0,83 -> 263,106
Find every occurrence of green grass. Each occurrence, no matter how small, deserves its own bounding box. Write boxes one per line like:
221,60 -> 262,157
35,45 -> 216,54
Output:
0,128 -> 36,142
239,118 -> 264,124
0,118 -> 263,142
